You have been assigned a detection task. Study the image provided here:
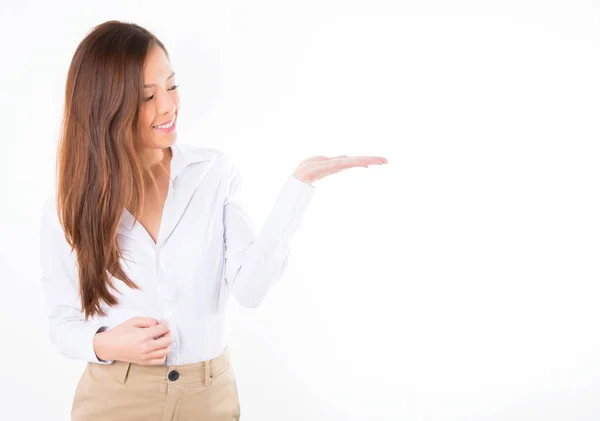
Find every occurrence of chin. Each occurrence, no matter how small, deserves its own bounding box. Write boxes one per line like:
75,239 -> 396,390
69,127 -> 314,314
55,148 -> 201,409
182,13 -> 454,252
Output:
160,135 -> 177,148
146,133 -> 177,150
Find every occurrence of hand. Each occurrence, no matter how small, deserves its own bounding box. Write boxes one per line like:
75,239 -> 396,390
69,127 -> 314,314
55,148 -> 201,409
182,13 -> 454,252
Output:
93,317 -> 172,365
292,155 -> 388,185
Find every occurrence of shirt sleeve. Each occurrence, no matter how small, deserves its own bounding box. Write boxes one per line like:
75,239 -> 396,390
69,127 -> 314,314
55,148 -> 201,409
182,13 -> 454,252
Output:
221,152 -> 316,308
40,197 -> 113,364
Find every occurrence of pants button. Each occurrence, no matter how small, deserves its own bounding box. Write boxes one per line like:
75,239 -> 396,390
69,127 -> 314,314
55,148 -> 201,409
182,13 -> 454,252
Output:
168,370 -> 180,381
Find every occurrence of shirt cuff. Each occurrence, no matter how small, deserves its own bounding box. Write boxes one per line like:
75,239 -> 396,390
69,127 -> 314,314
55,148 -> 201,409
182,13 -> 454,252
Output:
287,174 -> 316,204
92,325 -> 114,364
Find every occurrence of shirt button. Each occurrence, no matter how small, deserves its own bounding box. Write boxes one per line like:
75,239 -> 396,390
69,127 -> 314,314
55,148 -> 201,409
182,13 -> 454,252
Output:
171,342 -> 178,349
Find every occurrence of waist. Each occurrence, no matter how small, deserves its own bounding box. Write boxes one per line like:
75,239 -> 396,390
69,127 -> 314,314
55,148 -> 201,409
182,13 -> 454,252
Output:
101,311 -> 229,365
90,345 -> 232,387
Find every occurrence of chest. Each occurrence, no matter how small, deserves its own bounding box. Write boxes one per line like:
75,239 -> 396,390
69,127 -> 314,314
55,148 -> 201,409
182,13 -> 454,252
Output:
137,176 -> 171,245
115,163 -> 228,291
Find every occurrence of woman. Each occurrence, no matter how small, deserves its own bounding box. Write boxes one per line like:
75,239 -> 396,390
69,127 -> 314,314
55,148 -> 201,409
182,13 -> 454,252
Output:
40,20 -> 387,421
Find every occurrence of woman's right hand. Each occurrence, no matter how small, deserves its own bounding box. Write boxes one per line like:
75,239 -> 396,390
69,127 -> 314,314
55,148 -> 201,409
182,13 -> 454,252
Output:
92,317 -> 172,365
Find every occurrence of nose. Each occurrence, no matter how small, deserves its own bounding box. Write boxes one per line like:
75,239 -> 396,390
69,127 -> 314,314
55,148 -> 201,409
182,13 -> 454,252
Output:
157,90 -> 176,115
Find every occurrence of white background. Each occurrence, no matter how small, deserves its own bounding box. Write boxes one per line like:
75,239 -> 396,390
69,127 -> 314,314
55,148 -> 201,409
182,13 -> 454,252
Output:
1,1 -> 599,420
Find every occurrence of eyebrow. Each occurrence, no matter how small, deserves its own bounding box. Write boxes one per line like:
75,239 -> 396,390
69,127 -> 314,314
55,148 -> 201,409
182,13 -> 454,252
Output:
144,72 -> 176,88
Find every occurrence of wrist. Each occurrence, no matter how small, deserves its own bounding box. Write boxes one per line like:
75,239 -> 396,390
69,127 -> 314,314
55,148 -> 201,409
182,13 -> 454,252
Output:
292,171 -> 312,185
93,327 -> 111,362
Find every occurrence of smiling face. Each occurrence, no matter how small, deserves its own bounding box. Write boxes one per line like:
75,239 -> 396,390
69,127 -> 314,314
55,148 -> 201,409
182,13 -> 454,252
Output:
137,45 -> 180,152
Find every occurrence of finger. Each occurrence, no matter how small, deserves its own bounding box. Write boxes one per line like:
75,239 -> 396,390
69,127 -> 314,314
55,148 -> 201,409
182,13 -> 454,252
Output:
153,331 -> 173,348
143,356 -> 167,366
343,156 -> 387,164
352,155 -> 387,162
333,156 -> 387,169
318,157 -> 360,172
145,322 -> 170,339
312,157 -> 382,180
146,331 -> 173,350
146,346 -> 171,359
301,155 -> 349,164
129,317 -> 159,328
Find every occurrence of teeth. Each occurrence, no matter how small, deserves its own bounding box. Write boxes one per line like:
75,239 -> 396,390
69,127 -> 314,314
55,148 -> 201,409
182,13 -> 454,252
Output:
154,119 -> 174,129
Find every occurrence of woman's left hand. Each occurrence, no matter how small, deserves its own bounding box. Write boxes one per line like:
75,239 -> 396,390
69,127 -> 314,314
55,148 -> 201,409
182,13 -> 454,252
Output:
293,155 -> 388,185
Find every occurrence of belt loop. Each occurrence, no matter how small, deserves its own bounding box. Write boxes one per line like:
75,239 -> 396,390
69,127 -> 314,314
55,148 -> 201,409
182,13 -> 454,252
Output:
205,358 -> 212,386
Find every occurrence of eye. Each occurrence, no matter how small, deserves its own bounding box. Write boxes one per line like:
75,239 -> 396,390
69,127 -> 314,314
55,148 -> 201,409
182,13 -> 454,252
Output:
143,85 -> 178,102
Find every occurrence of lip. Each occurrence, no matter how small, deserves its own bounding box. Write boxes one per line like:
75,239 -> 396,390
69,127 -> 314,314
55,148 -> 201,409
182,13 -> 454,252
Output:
153,116 -> 177,134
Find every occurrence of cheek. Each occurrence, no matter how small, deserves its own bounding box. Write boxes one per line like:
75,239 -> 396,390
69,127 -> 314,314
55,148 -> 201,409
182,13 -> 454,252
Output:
173,91 -> 181,111
136,108 -> 155,145
141,107 -> 154,128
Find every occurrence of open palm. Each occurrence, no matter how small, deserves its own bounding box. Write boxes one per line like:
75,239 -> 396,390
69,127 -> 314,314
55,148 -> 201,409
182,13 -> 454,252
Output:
292,155 -> 388,185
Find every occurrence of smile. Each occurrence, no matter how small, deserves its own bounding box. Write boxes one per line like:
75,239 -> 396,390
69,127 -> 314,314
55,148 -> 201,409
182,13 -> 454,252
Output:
152,117 -> 177,133
153,117 -> 175,129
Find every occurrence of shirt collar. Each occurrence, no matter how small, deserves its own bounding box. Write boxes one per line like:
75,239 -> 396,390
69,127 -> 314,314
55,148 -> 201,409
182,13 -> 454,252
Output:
169,142 -> 213,181
118,142 -> 213,242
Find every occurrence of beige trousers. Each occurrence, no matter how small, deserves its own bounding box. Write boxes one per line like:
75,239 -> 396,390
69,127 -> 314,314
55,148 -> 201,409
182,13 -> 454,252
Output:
71,347 -> 240,421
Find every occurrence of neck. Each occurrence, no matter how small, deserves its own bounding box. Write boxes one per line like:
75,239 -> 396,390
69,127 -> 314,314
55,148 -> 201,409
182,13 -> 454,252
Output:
142,146 -> 172,171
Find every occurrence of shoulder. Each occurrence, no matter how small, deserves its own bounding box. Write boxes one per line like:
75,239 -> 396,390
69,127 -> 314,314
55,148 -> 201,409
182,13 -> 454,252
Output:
173,143 -> 222,163
174,143 -> 237,175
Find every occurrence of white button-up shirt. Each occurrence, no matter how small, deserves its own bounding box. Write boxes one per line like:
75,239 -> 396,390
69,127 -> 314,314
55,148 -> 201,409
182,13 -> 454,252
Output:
40,143 -> 315,365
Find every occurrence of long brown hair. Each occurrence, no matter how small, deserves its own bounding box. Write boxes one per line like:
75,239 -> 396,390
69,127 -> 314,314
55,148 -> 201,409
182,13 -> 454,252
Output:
56,21 -> 168,320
